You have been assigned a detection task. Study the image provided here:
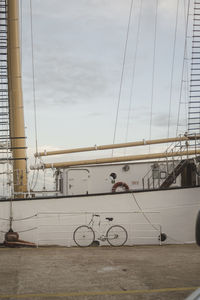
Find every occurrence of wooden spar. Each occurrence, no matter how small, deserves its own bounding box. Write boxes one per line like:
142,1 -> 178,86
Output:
35,135 -> 200,157
38,149 -> 200,169
7,0 -> 27,196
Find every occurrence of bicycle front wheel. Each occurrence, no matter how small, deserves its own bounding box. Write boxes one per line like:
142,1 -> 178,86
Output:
73,225 -> 95,247
106,225 -> 128,246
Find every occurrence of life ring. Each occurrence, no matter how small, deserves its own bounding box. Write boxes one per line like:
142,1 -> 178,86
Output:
112,182 -> 129,193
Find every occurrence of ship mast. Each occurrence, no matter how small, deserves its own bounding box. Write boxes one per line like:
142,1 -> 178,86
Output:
7,0 -> 27,197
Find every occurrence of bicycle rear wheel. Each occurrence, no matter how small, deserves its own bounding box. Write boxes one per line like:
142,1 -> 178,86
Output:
106,225 -> 128,246
73,225 -> 95,247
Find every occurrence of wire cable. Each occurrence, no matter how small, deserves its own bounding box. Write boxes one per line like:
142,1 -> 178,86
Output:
30,0 -> 38,154
125,0 -> 143,149
131,192 -> 159,231
20,0 -> 23,68
149,0 -> 159,146
131,192 -> 187,244
29,0 -> 40,190
13,214 -> 37,221
112,0 -> 134,155
167,0 -> 180,138
176,0 -> 191,135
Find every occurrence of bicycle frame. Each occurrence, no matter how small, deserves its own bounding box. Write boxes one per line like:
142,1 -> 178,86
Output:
88,214 -> 112,241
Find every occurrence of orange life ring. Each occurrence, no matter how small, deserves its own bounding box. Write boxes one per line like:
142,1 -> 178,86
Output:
112,182 -> 129,193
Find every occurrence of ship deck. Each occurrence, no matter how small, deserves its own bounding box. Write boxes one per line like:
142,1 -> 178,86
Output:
0,244 -> 199,300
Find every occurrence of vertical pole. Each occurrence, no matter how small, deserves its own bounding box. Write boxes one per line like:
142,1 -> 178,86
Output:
7,0 -> 27,197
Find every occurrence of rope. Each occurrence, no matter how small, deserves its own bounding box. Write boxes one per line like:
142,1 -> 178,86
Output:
131,193 -> 159,231
131,192 -> 187,244
29,160 -> 38,190
0,227 -> 37,234
112,0 -> 134,155
30,0 -> 38,154
30,166 -> 39,190
29,0 -> 40,191
0,217 -> 9,221
149,0 -> 159,146
13,214 -> 37,221
125,0 -> 143,149
20,0 -> 23,69
176,0 -> 191,136
17,227 -> 37,233
167,0 -> 180,138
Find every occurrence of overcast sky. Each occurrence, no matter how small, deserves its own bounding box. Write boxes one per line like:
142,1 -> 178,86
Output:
20,0 -> 191,167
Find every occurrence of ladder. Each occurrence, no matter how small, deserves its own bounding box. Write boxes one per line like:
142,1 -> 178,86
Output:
188,1 -> 200,136
0,0 -> 9,146
0,0 -> 12,197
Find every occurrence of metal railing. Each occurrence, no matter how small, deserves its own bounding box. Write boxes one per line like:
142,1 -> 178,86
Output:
142,134 -> 200,190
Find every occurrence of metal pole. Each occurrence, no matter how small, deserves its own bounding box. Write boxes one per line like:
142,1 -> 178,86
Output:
35,135 -> 200,157
34,149 -> 200,169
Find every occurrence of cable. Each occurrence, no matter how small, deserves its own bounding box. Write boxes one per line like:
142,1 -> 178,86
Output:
125,0 -> 143,149
16,227 -> 37,233
131,192 -> 187,244
13,214 -> 37,221
167,0 -> 180,138
0,227 -> 37,234
20,0 -> 23,69
112,0 -> 134,155
30,0 -> 38,154
29,157 -> 37,190
149,0 -> 159,146
176,0 -> 191,136
29,0 -> 40,191
131,192 -> 159,231
30,166 -> 39,190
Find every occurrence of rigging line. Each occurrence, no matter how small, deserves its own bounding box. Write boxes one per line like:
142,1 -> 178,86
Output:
185,0 -> 190,134
20,0 -> 23,69
29,159 -> 40,190
31,166 -> 39,190
29,156 -> 38,190
29,0 -> 39,191
131,193 -> 159,231
30,0 -> 38,154
176,0 -> 191,136
124,0 -> 143,151
29,0 -> 40,191
167,0 -> 180,138
131,192 -> 187,244
149,0 -> 159,148
112,0 -> 134,156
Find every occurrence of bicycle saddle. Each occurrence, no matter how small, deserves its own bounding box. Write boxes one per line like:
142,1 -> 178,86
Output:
106,217 -> 113,221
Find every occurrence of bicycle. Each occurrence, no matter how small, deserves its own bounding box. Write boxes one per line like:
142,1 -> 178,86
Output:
73,214 -> 128,247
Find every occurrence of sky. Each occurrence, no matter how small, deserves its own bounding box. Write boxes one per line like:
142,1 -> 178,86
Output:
19,0 -> 191,173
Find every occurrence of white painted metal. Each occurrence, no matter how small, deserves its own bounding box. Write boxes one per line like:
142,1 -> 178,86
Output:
59,161 -> 181,195
0,187 -> 199,246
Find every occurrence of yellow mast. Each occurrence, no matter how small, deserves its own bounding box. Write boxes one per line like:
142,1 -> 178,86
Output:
7,0 -> 27,197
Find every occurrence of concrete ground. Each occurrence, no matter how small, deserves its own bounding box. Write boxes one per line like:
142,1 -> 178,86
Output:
0,244 -> 199,300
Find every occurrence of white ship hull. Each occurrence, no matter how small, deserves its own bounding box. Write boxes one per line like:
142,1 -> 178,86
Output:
0,186 -> 199,246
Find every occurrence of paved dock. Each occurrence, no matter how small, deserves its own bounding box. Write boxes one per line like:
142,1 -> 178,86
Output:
0,244 -> 199,299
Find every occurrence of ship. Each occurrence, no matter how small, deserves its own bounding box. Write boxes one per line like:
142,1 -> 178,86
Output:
0,0 -> 200,247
